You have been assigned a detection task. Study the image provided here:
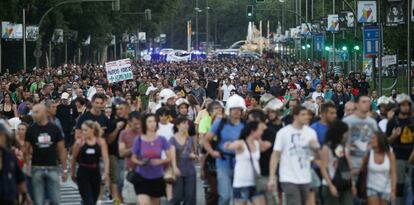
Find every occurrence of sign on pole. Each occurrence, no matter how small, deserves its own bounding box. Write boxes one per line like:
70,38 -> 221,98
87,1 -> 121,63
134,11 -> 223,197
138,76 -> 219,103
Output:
25,26 -> 39,41
363,25 -> 379,56
358,1 -> 377,23
52,29 -> 64,43
375,55 -> 397,67
386,1 -> 405,26
338,11 -> 355,30
314,34 -> 325,51
2,22 -> 23,40
105,58 -> 134,83
327,15 -> 339,32
138,32 -> 146,42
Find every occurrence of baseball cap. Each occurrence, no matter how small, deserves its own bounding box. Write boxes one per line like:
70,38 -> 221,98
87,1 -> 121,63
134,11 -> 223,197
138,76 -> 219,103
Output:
61,92 -> 70,100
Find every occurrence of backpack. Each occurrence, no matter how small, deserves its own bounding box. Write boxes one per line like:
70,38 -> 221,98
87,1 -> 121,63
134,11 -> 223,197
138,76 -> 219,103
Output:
332,152 -> 352,192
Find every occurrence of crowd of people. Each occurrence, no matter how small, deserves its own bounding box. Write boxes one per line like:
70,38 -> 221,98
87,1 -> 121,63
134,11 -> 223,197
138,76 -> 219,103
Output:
0,58 -> 414,205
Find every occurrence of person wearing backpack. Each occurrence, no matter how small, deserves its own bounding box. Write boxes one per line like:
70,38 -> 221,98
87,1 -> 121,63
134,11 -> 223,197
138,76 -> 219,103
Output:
203,94 -> 246,205
362,131 -> 397,205
320,120 -> 354,205
386,93 -> 414,205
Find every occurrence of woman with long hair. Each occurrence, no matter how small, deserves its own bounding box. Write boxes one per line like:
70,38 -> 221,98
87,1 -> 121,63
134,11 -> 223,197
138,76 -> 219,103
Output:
0,92 -> 18,119
70,120 -> 110,205
224,121 -> 268,205
169,117 -> 197,205
365,131 -> 397,205
131,113 -> 173,205
320,120 -> 353,205
186,94 -> 200,121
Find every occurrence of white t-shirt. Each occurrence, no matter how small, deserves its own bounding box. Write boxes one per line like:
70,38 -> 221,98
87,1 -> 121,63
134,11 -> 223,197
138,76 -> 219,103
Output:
273,124 -> 319,184
157,122 -> 174,141
378,119 -> 388,133
311,91 -> 325,101
221,84 -> 236,102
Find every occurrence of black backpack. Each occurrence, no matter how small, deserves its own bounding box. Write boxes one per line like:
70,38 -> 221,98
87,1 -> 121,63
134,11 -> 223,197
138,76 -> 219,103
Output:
332,154 -> 352,192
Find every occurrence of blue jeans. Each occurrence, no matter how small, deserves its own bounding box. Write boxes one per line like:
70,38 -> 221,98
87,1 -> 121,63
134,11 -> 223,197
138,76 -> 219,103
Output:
217,167 -> 233,205
31,166 -> 60,205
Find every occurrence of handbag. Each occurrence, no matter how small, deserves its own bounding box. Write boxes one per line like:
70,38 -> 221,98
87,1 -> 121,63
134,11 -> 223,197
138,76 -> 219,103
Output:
245,140 -> 267,193
356,152 -> 370,199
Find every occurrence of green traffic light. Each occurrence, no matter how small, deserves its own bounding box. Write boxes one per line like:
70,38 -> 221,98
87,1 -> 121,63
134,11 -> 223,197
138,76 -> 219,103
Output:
342,46 -> 347,51
247,13 -> 252,17
325,46 -> 330,51
306,44 -> 311,48
301,45 -> 306,50
354,45 -> 360,51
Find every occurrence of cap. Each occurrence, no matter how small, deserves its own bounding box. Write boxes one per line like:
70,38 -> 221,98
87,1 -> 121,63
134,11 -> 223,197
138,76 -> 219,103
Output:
61,92 -> 70,100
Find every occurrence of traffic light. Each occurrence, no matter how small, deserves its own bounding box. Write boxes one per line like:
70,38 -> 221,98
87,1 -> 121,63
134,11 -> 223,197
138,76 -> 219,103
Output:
246,5 -> 253,18
325,46 -> 331,51
112,0 -> 120,11
306,44 -> 311,48
342,46 -> 348,51
354,45 -> 360,51
301,45 -> 306,50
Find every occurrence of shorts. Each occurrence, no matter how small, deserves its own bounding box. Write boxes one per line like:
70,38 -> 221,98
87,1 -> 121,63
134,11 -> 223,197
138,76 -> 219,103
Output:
233,186 -> 264,202
122,172 -> 136,204
133,174 -> 166,198
109,155 -> 118,183
367,187 -> 391,201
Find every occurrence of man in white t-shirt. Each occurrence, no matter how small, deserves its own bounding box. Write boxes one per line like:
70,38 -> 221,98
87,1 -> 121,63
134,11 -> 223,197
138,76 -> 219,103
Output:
220,78 -> 236,104
311,83 -> 324,101
268,106 -> 320,205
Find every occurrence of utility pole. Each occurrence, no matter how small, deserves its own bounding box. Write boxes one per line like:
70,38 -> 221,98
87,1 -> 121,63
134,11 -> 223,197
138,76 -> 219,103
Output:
378,0 -> 382,96
23,8 -> 27,72
195,0 -> 199,50
407,0 -> 411,93
332,0 -> 336,68
206,0 -> 209,52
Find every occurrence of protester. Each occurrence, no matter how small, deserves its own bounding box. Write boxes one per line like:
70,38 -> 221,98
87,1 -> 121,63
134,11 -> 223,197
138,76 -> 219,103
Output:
119,111 -> 141,205
169,117 -> 197,205
0,119 -> 29,205
224,121 -> 268,205
24,103 -> 67,205
70,120 -> 110,205
320,120 -> 353,205
362,131 -> 397,205
131,113 -> 172,205
268,106 -> 320,205
386,93 -> 414,205
204,94 -> 246,205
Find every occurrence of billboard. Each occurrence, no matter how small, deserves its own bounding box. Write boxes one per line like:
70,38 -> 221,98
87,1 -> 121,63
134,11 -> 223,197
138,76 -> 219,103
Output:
2,21 -> 23,40
358,1 -> 377,23
338,11 -> 355,30
52,29 -> 64,43
26,26 -> 39,41
327,14 -> 339,32
386,1 -> 405,26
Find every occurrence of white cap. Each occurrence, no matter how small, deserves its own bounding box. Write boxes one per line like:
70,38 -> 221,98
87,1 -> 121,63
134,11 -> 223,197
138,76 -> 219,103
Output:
61,92 -> 70,100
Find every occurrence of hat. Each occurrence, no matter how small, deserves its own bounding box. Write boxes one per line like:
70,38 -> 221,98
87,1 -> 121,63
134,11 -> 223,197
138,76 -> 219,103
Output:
61,92 -> 70,100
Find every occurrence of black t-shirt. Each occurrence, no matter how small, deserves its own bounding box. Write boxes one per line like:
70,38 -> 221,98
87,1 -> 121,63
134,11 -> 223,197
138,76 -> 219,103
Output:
260,122 -> 283,176
25,122 -> 63,166
76,111 -> 109,132
107,117 -> 127,157
386,116 -> 414,160
206,81 -> 219,100
57,103 -> 77,134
